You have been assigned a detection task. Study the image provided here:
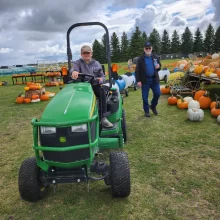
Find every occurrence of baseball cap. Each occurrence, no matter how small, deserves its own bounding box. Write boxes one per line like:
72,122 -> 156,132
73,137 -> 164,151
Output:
144,41 -> 152,47
81,45 -> 92,53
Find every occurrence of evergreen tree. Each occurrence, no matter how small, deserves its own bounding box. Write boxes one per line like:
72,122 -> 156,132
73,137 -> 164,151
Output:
92,39 -> 102,62
181,26 -> 193,54
101,33 -> 107,63
213,26 -> 220,53
203,23 -> 215,53
171,30 -> 181,53
120,32 -> 129,62
149,28 -> 161,54
141,31 -> 148,45
193,27 -> 203,52
110,32 -> 121,62
161,29 -> 170,54
129,26 -> 143,58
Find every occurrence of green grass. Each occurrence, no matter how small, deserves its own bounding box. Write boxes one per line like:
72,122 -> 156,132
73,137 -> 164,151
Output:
0,60 -> 220,220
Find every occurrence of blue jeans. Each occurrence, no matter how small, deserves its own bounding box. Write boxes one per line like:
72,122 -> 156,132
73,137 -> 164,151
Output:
141,78 -> 161,113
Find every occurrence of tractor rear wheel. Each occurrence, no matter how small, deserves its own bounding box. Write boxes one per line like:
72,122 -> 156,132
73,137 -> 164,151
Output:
110,151 -> 130,197
121,109 -> 127,143
18,157 -> 48,202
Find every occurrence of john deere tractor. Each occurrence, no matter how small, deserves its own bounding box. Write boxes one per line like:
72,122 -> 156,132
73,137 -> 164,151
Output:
18,22 -> 130,202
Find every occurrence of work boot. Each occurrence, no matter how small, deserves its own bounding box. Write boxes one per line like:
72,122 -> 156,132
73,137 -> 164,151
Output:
145,112 -> 150,117
102,117 -> 113,128
149,105 -> 158,115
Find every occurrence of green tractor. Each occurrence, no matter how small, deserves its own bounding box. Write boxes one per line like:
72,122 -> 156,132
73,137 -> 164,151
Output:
18,22 -> 130,202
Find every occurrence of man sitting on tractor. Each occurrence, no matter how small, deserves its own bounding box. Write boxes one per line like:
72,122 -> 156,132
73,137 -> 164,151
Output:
71,45 -> 113,128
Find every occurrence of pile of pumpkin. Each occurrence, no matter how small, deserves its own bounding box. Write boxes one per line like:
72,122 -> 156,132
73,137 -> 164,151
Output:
167,90 -> 220,123
15,82 -> 55,104
15,91 -> 55,104
193,65 -> 220,79
45,81 -> 63,86
45,72 -> 61,77
0,81 -> 7,86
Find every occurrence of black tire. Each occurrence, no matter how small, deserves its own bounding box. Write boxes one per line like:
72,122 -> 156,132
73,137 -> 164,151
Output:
121,109 -> 127,143
134,84 -> 137,91
110,151 -> 130,197
18,157 -> 48,202
125,89 -> 128,97
164,75 -> 167,83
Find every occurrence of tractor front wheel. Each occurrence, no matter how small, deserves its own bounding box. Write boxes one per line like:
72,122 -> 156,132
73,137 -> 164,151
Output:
110,151 -> 130,197
18,157 -> 48,202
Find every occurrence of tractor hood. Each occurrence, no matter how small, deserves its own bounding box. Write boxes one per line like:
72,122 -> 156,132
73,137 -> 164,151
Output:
40,83 -> 96,124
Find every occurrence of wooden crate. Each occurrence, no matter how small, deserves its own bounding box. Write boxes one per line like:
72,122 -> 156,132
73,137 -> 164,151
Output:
25,88 -> 45,98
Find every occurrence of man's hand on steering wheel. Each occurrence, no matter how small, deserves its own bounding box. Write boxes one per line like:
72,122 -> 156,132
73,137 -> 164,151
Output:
97,77 -> 103,84
72,71 -> 79,79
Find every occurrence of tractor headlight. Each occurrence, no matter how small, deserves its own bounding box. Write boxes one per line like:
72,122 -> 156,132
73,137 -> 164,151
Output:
71,124 -> 87,132
40,127 -> 56,134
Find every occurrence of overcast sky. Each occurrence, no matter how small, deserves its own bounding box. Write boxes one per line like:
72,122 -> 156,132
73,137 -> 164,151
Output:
0,0 -> 218,66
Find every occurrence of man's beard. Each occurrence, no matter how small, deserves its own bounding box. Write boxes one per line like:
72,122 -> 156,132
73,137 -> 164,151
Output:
145,51 -> 151,55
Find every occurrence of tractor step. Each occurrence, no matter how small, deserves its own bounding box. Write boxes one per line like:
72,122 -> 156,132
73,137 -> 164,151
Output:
102,122 -> 118,131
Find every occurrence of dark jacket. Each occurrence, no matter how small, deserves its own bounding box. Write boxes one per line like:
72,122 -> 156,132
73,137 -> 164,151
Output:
70,58 -> 105,82
135,53 -> 161,84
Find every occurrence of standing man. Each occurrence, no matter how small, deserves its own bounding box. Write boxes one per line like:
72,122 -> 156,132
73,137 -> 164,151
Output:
135,42 -> 161,117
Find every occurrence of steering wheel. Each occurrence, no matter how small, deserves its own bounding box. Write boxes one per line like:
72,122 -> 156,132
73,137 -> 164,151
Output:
67,73 -> 95,84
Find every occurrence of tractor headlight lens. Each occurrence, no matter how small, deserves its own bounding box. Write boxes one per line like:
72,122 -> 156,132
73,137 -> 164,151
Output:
71,124 -> 87,132
40,127 -> 56,134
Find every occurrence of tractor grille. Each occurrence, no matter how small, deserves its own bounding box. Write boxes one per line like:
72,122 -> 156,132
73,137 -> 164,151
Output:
43,148 -> 90,163
39,126 -> 89,147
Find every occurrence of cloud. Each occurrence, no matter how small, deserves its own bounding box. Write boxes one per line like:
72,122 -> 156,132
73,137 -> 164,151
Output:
0,48 -> 14,54
134,5 -> 157,34
212,0 -> 220,26
0,0 -> 214,65
170,16 -> 187,26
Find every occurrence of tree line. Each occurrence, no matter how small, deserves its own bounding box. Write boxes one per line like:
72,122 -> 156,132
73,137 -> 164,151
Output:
92,23 -> 220,63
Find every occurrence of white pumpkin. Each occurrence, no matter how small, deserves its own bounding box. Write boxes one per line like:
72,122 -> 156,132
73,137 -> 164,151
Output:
209,73 -> 218,78
179,63 -> 185,70
188,100 -> 200,109
211,53 -> 219,59
189,66 -> 194,73
48,93 -> 55,97
183,96 -> 193,103
187,108 -> 204,121
31,98 -> 41,103
217,115 -> 220,124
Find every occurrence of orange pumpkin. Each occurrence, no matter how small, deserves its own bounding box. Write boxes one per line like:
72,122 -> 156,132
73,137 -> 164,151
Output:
27,82 -> 35,87
198,92 -> 212,109
168,95 -> 177,105
210,101 -> 216,109
161,86 -> 170,94
29,85 -> 38,90
177,100 -> 188,109
177,96 -> 188,109
217,70 -> 220,78
32,94 -> 39,100
16,93 -> 24,104
24,98 -> 31,103
194,90 -> 206,101
40,92 -> 49,101
211,102 -> 220,117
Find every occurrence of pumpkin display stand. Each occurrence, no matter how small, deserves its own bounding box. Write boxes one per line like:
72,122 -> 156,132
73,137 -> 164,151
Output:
16,82 -> 55,104
25,87 -> 45,99
45,71 -> 63,86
